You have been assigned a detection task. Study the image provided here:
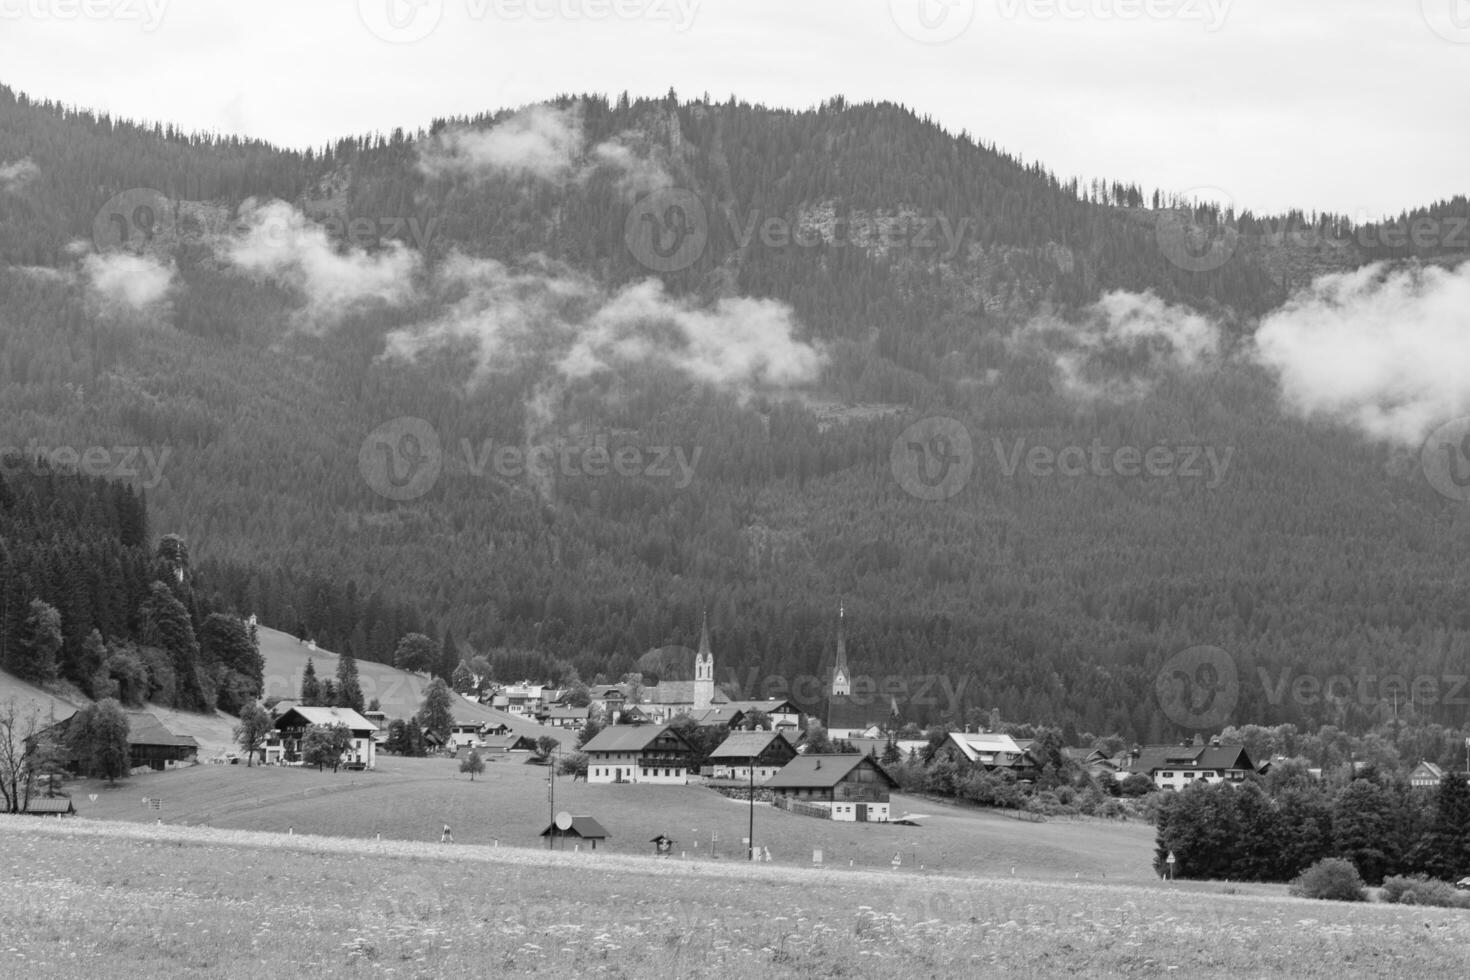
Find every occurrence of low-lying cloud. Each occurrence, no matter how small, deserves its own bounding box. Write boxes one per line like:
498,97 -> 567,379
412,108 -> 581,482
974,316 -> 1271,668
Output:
1255,261 -> 1470,446
225,199 -> 420,322
0,157 -> 39,193
82,252 -> 176,312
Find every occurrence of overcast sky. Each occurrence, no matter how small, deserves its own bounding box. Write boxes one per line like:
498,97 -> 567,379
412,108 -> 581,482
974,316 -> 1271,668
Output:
0,0 -> 1465,219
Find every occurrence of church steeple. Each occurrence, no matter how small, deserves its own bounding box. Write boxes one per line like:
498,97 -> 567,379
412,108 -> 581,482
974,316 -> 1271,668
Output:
831,604 -> 851,698
694,609 -> 715,710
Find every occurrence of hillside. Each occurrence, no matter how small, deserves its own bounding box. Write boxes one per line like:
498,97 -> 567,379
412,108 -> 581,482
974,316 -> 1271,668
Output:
256,627 -> 570,744
2,83 -> 1468,740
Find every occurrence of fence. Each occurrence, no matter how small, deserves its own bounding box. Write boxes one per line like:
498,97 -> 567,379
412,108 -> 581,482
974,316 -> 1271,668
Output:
772,796 -> 831,820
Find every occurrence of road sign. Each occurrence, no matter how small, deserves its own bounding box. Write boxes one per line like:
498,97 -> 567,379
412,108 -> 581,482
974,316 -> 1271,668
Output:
554,811 -> 572,831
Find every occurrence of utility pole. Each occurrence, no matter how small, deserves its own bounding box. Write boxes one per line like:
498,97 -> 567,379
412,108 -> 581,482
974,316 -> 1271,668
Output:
546,747 -> 556,850
748,758 -> 756,861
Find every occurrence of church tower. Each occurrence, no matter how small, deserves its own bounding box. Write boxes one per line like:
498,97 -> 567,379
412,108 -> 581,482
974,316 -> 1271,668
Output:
693,610 -> 715,710
831,604 -> 851,698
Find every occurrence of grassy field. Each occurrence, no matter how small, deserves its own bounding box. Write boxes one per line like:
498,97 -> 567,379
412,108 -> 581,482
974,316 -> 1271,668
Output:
257,627 -> 571,745
70,755 -> 1159,881
4,817 -> 1468,979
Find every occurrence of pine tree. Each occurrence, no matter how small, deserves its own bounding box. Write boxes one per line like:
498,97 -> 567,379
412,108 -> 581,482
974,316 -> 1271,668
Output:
335,652 -> 365,712
138,583 -> 208,712
300,658 -> 322,706
418,678 -> 455,745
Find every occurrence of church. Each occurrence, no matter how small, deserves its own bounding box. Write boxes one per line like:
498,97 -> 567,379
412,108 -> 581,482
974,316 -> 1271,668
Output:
641,615 -> 802,729
824,606 -> 903,740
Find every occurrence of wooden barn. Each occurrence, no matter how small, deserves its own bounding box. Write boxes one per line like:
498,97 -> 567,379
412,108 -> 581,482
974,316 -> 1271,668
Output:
766,754 -> 898,822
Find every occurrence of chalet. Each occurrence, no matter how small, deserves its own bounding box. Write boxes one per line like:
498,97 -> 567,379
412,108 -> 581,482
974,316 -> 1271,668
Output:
448,723 -> 483,749
539,815 -> 609,850
581,724 -> 695,784
500,682 -> 546,717
767,754 -> 898,822
536,705 -> 590,730
935,732 -> 1038,777
40,710 -> 199,773
708,730 -> 798,782
686,699 -> 803,730
588,684 -> 630,714
265,706 -> 378,769
1123,744 -> 1256,790
479,734 -> 538,754
1409,761 -> 1458,789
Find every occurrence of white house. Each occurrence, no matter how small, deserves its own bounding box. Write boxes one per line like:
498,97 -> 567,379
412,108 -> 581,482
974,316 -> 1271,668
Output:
265,706 -> 378,769
581,724 -> 695,784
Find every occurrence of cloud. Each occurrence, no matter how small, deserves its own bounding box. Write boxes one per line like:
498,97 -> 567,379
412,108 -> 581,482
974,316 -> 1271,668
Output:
384,254 -> 826,400
417,103 -> 672,196
82,252 -> 175,311
0,157 -> 39,193
419,105 -> 585,183
1018,290 -> 1223,400
224,199 -> 419,322
561,279 -> 828,393
1255,261 -> 1470,445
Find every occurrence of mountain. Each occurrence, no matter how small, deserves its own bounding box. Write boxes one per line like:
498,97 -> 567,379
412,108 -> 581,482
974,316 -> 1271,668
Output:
2,83 -> 1467,742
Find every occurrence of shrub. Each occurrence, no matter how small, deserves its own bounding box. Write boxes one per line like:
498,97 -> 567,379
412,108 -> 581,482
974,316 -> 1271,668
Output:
1380,875 -> 1470,909
1289,858 -> 1366,902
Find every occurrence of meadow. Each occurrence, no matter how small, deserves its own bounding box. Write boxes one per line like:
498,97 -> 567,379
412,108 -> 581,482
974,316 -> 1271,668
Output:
73,754 -> 1160,881
4,816 -> 1469,979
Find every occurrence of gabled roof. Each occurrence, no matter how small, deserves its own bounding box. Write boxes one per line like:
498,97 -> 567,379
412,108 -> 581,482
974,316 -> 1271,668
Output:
1127,744 -> 1256,775
1410,761 -> 1445,779
581,724 -> 692,754
480,734 -> 538,751
646,681 -> 729,705
709,731 -> 794,760
539,816 -> 609,840
942,732 -> 1024,765
589,684 -> 629,700
125,712 -> 200,749
275,706 -> 378,733
766,754 -> 898,790
22,797 -> 76,814
538,706 -> 590,720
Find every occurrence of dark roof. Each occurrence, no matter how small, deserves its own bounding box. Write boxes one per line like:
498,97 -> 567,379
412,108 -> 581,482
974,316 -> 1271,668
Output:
766,754 -> 898,790
708,731 -> 793,760
540,816 -> 609,840
581,724 -> 691,754
646,681 -> 729,706
1128,744 -> 1256,775
125,712 -> 200,749
22,797 -> 76,814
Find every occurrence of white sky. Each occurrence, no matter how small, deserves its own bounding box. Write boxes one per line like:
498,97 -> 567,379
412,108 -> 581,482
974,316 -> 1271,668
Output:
0,0 -> 1465,219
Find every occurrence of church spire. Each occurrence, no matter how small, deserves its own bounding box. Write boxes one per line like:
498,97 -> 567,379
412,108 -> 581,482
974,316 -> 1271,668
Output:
698,609 -> 711,656
831,603 -> 851,698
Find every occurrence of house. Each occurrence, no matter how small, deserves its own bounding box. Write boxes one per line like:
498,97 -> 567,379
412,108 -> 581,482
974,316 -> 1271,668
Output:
448,723 -> 483,749
686,699 -> 803,731
766,754 -> 898,822
588,684 -> 630,714
20,797 -> 76,816
41,710 -> 200,773
1410,761 -> 1447,788
707,730 -> 798,782
581,724 -> 695,784
1122,744 -> 1257,790
264,706 -> 378,769
536,705 -> 590,730
1062,747 -> 1121,779
500,682 -> 546,717
479,734 -> 539,754
539,815 -> 609,850
934,732 -> 1037,777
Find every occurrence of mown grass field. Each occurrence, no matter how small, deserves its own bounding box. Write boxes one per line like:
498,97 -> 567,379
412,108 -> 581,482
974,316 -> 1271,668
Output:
70,754 -> 1160,881
4,817 -> 1468,980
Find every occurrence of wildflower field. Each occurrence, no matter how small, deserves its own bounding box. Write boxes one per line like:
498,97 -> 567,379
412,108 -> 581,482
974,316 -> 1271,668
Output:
4,818 -> 1469,979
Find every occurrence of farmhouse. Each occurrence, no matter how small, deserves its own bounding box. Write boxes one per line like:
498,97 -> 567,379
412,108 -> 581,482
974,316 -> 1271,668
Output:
41,710 -> 199,773
1123,744 -> 1257,790
265,706 -> 378,769
687,699 -> 803,730
708,730 -> 798,782
536,705 -> 590,729
1410,761 -> 1446,788
479,734 -> 538,754
581,724 -> 695,784
766,754 -> 897,822
933,732 -> 1038,778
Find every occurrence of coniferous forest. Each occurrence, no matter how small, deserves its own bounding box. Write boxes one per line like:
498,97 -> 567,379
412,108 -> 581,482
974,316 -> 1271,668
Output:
2,83 -> 1468,742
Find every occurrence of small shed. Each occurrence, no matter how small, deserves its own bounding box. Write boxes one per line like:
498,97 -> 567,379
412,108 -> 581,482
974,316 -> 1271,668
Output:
539,815 -> 610,850
22,797 -> 76,817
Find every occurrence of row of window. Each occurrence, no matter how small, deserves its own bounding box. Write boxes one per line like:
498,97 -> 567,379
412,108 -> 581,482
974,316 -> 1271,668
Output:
592,768 -> 684,778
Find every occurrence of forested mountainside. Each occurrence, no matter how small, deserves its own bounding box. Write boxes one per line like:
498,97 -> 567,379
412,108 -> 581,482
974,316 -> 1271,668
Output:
2,83 -> 1467,742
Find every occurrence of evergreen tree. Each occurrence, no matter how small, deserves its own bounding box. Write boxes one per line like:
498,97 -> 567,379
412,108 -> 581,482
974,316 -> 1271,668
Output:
138,582 -> 208,712
417,678 -> 455,744
335,652 -> 365,712
300,658 -> 322,706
